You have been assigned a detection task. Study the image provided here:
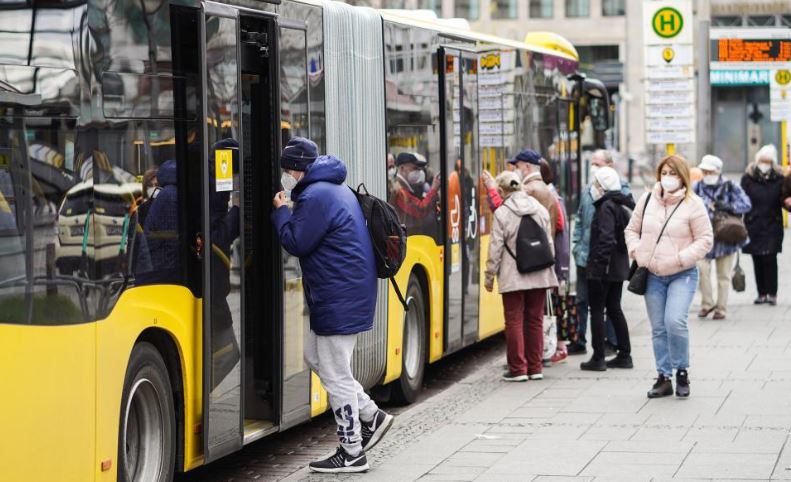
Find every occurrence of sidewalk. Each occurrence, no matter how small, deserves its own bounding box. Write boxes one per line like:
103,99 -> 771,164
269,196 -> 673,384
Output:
287,237 -> 791,482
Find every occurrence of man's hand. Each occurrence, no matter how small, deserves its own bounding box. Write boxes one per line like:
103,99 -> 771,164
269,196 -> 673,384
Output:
431,174 -> 441,191
484,279 -> 494,292
273,191 -> 287,209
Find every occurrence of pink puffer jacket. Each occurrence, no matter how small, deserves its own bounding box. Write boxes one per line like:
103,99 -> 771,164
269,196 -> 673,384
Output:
625,183 -> 713,277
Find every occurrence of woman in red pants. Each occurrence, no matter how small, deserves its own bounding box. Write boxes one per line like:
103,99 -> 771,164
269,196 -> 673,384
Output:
485,171 -> 559,381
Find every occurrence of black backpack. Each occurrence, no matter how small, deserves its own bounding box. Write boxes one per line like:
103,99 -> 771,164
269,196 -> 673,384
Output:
350,183 -> 409,309
503,207 -> 555,274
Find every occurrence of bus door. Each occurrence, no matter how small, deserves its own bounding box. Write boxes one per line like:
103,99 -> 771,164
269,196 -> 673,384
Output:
438,47 -> 481,353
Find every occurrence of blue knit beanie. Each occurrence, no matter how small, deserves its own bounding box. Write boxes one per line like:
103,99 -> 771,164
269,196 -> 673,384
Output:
281,137 -> 319,171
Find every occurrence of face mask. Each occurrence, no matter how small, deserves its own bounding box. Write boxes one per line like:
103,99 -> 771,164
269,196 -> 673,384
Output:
281,171 -> 298,194
702,174 -> 719,186
590,185 -> 603,202
661,175 -> 681,192
590,165 -> 600,178
387,167 -> 396,178
407,169 -> 426,186
146,186 -> 157,198
758,163 -> 772,174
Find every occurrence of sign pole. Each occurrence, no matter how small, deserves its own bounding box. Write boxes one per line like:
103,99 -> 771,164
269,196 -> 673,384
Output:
783,120 -> 788,227
666,143 -> 676,155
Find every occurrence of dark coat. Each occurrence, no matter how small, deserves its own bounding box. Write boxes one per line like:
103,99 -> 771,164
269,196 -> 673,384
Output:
587,191 -> 636,281
272,156 -> 377,336
741,164 -> 785,255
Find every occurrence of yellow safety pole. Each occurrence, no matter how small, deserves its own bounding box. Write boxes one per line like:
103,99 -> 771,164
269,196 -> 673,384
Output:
783,120 -> 788,227
666,143 -> 676,155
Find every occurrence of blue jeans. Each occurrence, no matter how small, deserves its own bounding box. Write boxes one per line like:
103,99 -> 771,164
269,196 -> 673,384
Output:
645,267 -> 698,377
576,265 -> 619,346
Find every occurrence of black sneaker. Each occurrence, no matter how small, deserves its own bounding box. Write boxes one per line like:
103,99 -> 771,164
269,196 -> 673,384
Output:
647,374 -> 673,398
361,409 -> 394,452
308,446 -> 369,473
502,371 -> 528,382
767,295 -> 777,306
580,357 -> 606,371
606,355 -> 634,369
676,369 -> 690,398
567,342 -> 588,355
754,295 -> 766,305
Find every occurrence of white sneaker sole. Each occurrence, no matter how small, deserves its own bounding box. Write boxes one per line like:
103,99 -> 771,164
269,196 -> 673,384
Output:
309,463 -> 370,473
529,374 -> 544,380
362,413 -> 394,451
502,375 -> 528,382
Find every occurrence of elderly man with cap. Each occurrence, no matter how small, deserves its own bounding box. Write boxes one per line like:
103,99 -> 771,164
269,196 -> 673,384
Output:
272,137 -> 394,473
694,154 -> 752,320
509,149 -> 559,237
389,152 -> 441,230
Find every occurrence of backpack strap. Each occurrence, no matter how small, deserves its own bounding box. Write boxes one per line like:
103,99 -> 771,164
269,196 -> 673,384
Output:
390,277 -> 409,311
637,192 -> 651,239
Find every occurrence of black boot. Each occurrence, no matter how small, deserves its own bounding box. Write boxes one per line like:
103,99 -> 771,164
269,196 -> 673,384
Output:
647,374 -> 673,398
606,354 -> 633,369
580,357 -> 606,371
675,369 -> 690,398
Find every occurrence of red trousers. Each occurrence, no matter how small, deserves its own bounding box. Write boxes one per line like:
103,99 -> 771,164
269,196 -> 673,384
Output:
502,289 -> 546,376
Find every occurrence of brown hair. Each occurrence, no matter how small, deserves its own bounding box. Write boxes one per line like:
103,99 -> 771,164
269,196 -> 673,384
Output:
539,159 -> 553,184
656,154 -> 691,199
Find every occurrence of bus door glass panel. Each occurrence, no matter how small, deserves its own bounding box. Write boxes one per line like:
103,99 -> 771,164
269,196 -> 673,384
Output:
202,6 -> 243,462
460,52 -> 480,346
278,23 -> 312,429
441,48 -> 464,352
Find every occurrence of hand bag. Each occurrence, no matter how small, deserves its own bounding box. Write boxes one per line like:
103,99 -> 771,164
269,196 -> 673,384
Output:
628,195 -> 682,295
712,182 -> 748,244
542,289 -> 557,360
732,252 -> 746,292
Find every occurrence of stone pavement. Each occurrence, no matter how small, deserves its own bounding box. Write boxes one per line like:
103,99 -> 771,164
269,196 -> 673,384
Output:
285,237 -> 791,482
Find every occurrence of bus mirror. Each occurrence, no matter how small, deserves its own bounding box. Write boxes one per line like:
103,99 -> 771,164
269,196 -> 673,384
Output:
583,78 -> 610,132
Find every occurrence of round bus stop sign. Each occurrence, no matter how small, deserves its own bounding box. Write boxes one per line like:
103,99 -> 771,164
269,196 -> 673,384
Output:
652,7 -> 684,39
775,70 -> 791,86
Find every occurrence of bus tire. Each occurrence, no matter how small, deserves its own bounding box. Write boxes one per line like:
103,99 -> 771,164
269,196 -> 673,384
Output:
392,276 -> 427,404
118,342 -> 176,482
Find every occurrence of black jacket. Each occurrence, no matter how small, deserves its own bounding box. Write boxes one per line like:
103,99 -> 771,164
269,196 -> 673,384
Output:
741,165 -> 784,255
587,191 -> 636,281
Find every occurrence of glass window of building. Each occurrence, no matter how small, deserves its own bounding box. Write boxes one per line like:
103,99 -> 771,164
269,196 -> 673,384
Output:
782,15 -> 791,27
529,0 -> 553,18
602,0 -> 625,16
747,15 -> 776,26
454,0 -> 479,19
566,0 -> 590,17
418,0 -> 441,15
712,16 -> 743,27
491,0 -> 518,19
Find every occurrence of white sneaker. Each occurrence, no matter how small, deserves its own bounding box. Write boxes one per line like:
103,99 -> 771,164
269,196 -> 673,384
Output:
528,373 -> 544,380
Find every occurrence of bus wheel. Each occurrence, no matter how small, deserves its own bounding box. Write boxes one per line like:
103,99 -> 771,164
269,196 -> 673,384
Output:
393,276 -> 427,404
118,342 -> 176,482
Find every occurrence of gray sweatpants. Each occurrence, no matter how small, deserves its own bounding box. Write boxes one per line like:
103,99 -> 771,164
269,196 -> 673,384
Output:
305,330 -> 379,455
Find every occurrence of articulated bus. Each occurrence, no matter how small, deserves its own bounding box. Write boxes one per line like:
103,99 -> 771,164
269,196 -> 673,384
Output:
0,1 -> 609,480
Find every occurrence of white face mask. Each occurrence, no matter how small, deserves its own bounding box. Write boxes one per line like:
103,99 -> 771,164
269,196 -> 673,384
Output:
146,186 -> 157,198
407,169 -> 426,186
702,174 -> 719,186
661,175 -> 681,192
758,163 -> 772,174
590,165 -> 600,178
590,185 -> 603,202
387,167 -> 396,178
280,171 -> 299,194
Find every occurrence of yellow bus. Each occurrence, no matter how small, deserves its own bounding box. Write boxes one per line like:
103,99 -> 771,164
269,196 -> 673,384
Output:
0,1 -> 609,481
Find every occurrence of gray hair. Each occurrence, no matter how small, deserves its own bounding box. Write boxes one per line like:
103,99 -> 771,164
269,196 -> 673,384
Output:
592,149 -> 613,165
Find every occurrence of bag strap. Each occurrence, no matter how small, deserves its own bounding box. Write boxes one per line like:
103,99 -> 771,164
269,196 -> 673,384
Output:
655,200 -> 683,245
503,203 -> 521,262
638,193 -> 651,239
389,277 -> 409,311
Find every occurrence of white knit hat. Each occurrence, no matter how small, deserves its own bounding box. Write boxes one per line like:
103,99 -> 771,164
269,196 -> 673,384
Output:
593,166 -> 621,192
755,144 -> 778,164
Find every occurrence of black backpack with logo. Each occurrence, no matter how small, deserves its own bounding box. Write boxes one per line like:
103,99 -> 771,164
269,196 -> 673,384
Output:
503,207 -> 555,274
350,183 -> 408,309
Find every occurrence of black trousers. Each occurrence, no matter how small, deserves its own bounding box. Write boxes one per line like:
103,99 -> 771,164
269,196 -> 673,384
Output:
752,254 -> 778,296
588,280 -> 631,361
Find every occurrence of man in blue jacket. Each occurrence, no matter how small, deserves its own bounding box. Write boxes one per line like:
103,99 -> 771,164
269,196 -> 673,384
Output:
272,137 -> 394,473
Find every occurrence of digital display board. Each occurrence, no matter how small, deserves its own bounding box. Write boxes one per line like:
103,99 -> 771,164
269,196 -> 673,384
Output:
713,39 -> 791,63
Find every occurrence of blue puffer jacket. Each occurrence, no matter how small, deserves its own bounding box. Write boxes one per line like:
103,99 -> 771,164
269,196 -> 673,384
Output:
272,156 -> 377,336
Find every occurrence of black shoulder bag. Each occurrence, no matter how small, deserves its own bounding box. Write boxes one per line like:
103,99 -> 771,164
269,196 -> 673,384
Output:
627,194 -> 682,295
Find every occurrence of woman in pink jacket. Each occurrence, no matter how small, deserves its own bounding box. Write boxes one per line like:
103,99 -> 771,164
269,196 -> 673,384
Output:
625,155 -> 713,399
